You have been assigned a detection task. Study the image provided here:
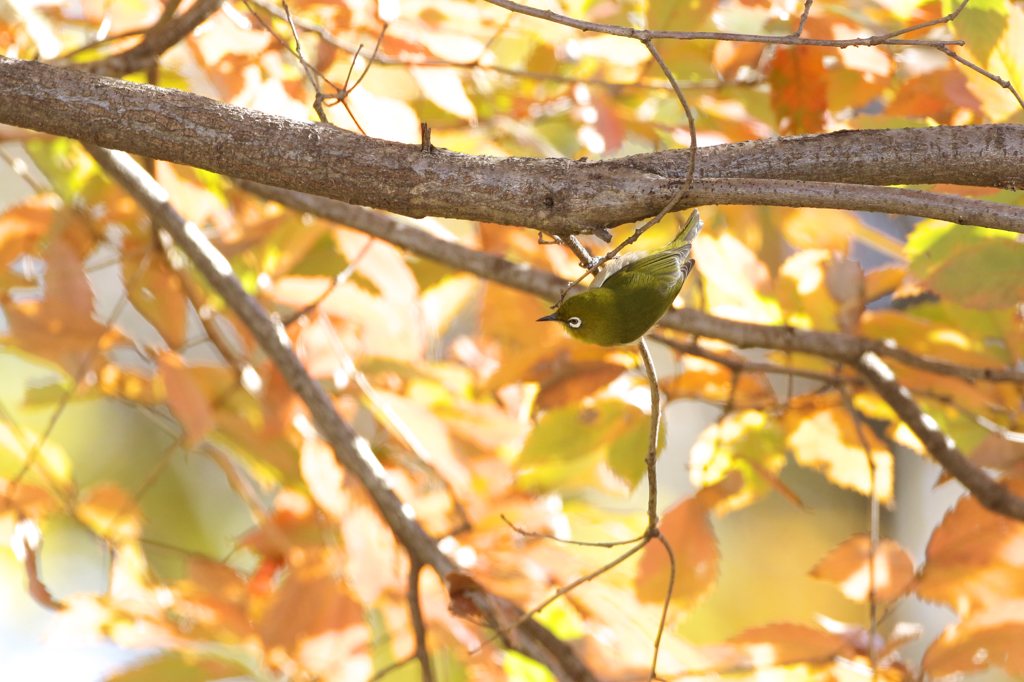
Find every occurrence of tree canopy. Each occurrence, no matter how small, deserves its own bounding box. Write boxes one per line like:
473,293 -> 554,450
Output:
1,0 -> 1024,681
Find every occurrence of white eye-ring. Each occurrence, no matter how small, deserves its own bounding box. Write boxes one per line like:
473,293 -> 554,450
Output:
568,317 -> 582,329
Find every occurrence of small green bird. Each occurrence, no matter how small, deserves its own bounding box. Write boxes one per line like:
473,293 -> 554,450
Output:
538,210 -> 702,346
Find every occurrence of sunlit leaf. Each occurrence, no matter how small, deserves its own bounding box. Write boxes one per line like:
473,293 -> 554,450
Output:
76,482 -> 143,542
922,600 -> 1024,678
810,534 -> 915,603
156,352 -> 215,446
689,411 -> 787,513
606,407 -> 664,491
728,623 -> 851,665
103,650 -> 252,682
768,46 -> 828,135
635,490 -> 719,609
915,476 -> 1024,614
258,563 -> 372,682
783,400 -> 894,502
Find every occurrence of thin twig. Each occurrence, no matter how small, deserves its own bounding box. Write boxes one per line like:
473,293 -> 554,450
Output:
937,45 -> 1024,112
468,539 -> 650,654
241,0 -> 760,92
648,531 -> 676,682
501,514 -> 645,548
409,559 -> 434,682
479,0 -> 963,48
282,235 -> 376,326
790,0 -> 814,38
638,338 -> 662,533
368,654 -> 417,682
838,384 -> 878,680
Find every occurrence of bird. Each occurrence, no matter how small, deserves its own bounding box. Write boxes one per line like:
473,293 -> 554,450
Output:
537,209 -> 702,346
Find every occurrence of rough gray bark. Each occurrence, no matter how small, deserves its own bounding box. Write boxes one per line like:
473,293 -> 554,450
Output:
2,56 -> 1024,236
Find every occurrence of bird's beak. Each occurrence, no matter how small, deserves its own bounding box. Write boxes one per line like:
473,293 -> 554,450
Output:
536,313 -> 559,322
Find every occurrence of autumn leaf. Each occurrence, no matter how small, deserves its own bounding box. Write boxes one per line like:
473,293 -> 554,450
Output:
156,351 -> 215,446
784,400 -> 894,502
915,476 -> 1024,614
76,482 -> 143,542
922,600 -> 1024,678
635,491 -> 720,609
810,534 -> 915,603
769,46 -> 828,135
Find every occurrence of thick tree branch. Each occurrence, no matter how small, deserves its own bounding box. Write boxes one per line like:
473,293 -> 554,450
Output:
856,352 -> 1024,522
3,58 -> 1024,237
87,146 -> 599,682
239,181 -> 1024,386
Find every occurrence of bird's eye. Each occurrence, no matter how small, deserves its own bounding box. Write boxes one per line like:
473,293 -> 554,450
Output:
568,317 -> 582,329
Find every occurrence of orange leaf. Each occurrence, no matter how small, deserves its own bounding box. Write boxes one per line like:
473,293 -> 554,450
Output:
915,476 -> 1024,614
258,564 -> 372,682
536,360 -> 629,409
299,440 -> 349,521
2,237 -> 122,370
888,68 -> 982,124
729,622 -> 851,665
810,534 -> 915,603
157,351 -> 215,446
76,482 -> 143,542
922,601 -> 1024,678
0,194 -> 52,268
635,495 -> 719,608
784,403 -> 894,502
768,46 -> 828,135
864,265 -> 907,303
123,236 -> 188,349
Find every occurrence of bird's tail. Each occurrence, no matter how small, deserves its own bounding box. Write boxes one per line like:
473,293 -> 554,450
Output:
666,209 -> 703,255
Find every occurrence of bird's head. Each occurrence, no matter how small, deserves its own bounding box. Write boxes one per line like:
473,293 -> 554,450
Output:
537,291 -> 619,346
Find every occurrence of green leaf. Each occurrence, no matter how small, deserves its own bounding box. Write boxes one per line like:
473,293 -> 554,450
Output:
504,650 -> 557,682
606,408 -> 665,490
950,0 -> 1009,67
907,222 -> 1024,309
103,651 -> 251,682
905,220 -> 1014,279
516,400 -> 629,467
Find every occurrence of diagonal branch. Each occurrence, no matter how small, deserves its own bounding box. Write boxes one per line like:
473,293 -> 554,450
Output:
856,352 -> 1024,522
61,0 -> 224,77
85,145 -> 600,682
238,181 -> 1024,386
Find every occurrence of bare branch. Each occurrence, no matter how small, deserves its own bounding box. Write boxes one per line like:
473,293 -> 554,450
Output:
409,560 -> 434,682
239,181 -> 1024,386
67,0 -> 224,77
86,145 -> 599,682
856,352 -> 1024,522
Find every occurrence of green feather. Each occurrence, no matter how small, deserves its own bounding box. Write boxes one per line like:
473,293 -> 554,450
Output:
539,210 -> 702,346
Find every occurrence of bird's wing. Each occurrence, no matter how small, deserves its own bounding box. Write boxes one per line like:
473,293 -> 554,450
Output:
600,250 -> 682,295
